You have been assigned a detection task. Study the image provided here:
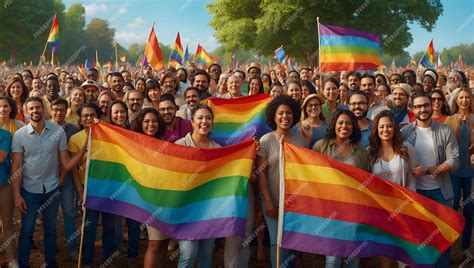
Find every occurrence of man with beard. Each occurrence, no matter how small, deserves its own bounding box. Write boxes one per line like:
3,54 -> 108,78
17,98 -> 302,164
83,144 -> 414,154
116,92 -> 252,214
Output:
361,74 -> 385,120
401,91 -> 459,268
11,97 -> 87,268
176,68 -> 189,95
347,71 -> 361,91
390,83 -> 416,127
348,90 -> 371,148
445,70 -> 463,106
42,76 -> 61,120
121,71 -> 132,84
402,69 -> 416,86
192,70 -> 212,99
81,80 -> 100,103
126,90 -> 144,123
110,72 -> 125,100
177,87 -> 199,120
158,93 -> 192,142
143,66 -> 154,80
32,77 -> 44,93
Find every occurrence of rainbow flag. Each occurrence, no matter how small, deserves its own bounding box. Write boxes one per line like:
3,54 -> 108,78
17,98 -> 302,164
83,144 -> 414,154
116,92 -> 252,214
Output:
47,14 -> 59,52
86,122 -> 256,240
205,94 -> 272,146
319,23 -> 382,71
274,46 -> 287,65
144,24 -> 164,71
419,39 -> 435,68
168,32 -> 184,69
194,44 -> 216,70
280,143 -> 464,267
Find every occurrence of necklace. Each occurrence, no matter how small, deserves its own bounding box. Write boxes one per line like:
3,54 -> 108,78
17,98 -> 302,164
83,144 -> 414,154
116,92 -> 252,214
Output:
379,158 -> 391,177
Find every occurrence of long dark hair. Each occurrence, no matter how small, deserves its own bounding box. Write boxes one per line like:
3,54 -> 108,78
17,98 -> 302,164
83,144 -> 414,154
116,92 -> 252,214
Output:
105,100 -> 128,126
429,89 -> 451,116
0,96 -> 18,119
325,110 -> 360,144
130,108 -> 165,139
368,110 -> 408,165
6,77 -> 28,104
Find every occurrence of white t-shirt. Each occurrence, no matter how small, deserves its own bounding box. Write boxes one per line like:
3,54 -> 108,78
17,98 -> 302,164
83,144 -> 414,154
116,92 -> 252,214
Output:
414,126 -> 439,190
372,154 -> 403,186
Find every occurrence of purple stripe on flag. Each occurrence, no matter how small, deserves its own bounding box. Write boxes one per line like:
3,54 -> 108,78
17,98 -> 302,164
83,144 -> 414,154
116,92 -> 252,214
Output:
86,196 -> 246,240
319,23 -> 380,43
282,231 -> 435,267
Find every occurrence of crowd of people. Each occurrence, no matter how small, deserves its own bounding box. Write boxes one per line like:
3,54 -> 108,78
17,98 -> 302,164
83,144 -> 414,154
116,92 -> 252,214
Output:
0,61 -> 473,268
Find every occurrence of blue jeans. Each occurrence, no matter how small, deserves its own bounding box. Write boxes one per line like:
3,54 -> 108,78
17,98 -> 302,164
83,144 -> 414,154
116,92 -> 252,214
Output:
126,218 -> 141,259
18,187 -> 61,268
60,173 -> 77,253
450,175 -> 473,250
261,198 -> 296,268
417,188 -> 453,268
178,239 -> 215,268
82,208 -> 117,265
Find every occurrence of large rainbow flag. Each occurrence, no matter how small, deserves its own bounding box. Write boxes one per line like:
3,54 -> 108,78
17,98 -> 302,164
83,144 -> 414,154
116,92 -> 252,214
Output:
319,23 -> 382,71
194,44 -> 217,70
205,94 -> 272,146
47,14 -> 59,52
144,24 -> 164,71
280,143 -> 464,267
168,32 -> 184,69
85,122 -> 256,239
419,39 -> 435,68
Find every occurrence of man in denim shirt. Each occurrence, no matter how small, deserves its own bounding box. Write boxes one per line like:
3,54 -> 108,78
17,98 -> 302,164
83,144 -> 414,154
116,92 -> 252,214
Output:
11,97 -> 86,267
401,91 -> 459,268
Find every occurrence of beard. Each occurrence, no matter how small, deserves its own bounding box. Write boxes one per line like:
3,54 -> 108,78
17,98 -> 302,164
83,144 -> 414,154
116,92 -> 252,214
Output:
446,81 -> 460,91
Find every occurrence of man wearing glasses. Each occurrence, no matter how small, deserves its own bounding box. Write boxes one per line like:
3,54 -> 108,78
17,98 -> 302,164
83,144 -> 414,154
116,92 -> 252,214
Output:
401,91 -> 459,268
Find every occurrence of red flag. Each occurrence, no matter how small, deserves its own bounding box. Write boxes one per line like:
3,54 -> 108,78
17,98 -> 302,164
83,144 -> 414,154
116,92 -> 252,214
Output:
144,24 -> 164,71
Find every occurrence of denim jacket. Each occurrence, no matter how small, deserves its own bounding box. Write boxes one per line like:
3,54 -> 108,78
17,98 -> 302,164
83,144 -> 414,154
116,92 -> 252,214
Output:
401,121 -> 459,200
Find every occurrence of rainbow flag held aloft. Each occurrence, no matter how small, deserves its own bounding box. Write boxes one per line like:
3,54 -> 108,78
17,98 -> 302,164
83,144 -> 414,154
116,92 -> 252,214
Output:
144,24 -> 164,71
274,46 -> 287,65
168,32 -> 184,69
280,143 -> 464,267
419,39 -> 435,68
194,44 -> 217,70
86,122 -> 256,240
47,14 -> 59,52
205,94 -> 272,146
319,23 -> 382,71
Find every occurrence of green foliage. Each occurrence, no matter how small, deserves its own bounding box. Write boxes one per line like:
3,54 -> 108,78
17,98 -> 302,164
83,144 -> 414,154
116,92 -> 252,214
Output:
208,0 -> 444,65
413,43 -> 474,66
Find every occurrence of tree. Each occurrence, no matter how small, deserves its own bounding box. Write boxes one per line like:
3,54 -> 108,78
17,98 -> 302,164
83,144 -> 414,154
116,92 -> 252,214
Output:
382,51 -> 411,68
413,43 -> 474,67
59,3 -> 86,64
208,0 -> 443,66
84,18 -> 116,62
0,0 -> 62,62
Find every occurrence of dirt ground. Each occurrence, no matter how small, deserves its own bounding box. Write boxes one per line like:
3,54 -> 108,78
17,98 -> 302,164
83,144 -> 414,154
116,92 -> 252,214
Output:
0,209 -> 471,268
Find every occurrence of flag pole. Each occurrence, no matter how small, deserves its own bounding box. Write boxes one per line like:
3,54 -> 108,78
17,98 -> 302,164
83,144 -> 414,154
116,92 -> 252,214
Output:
276,140 -> 286,268
77,126 -> 93,268
51,49 -> 54,68
114,39 -> 119,71
317,17 -> 323,92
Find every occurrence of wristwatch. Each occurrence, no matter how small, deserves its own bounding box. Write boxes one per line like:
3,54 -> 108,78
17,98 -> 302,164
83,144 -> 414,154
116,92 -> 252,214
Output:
425,167 -> 431,175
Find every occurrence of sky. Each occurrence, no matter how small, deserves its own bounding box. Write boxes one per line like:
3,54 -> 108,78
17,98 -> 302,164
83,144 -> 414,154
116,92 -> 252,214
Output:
63,0 -> 474,56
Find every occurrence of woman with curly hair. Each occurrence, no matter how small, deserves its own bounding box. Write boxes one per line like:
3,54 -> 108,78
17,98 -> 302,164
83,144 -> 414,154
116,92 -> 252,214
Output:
257,95 -> 307,267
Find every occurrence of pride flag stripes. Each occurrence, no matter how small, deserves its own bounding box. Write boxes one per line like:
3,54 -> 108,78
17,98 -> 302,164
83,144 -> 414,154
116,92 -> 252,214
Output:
47,14 -> 59,52
85,123 -> 256,240
168,32 -> 184,69
205,94 -> 272,146
281,143 -> 464,267
194,44 -> 216,70
144,24 -> 164,71
419,39 -> 435,68
318,23 -> 382,71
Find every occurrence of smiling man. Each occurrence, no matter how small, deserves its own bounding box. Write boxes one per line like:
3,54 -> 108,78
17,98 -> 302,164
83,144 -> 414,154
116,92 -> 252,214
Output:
42,76 -> 61,120
177,87 -> 200,120
158,93 -> 192,142
401,91 -> 459,268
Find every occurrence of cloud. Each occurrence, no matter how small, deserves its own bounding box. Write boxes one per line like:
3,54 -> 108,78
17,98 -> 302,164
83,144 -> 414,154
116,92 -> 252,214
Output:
127,17 -> 147,29
84,3 -> 108,16
116,31 -> 148,46
118,6 -> 128,15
